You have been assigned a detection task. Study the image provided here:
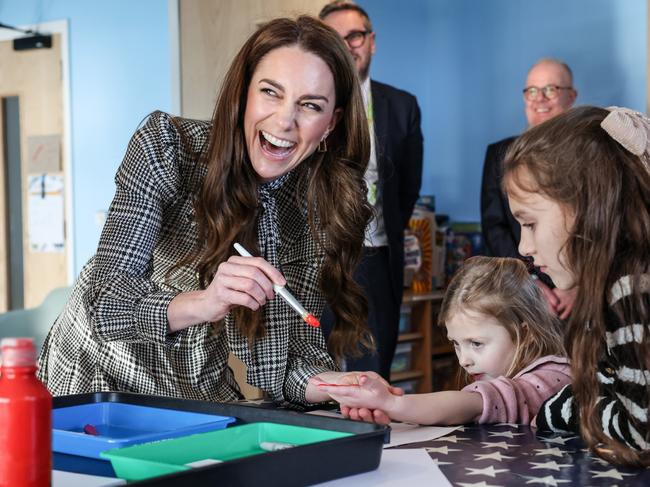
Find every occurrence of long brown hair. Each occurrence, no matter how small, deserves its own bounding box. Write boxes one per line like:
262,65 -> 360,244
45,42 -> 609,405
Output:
438,256 -> 565,384
503,105 -> 650,466
187,16 -> 372,359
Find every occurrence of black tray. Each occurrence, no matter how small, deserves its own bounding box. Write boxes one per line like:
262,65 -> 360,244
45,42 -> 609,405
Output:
53,392 -> 387,486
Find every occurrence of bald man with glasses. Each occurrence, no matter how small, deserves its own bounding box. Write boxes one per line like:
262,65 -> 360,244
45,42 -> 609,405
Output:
319,1 -> 423,380
481,58 -> 577,319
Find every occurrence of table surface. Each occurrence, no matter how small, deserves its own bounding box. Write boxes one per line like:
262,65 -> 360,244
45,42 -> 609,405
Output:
393,422 -> 650,486
54,396 -> 650,486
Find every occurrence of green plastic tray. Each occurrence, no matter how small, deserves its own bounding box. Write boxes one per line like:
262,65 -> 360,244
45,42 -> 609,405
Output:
101,422 -> 352,481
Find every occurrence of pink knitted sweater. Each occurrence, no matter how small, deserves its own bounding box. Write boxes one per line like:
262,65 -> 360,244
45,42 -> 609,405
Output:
461,355 -> 571,424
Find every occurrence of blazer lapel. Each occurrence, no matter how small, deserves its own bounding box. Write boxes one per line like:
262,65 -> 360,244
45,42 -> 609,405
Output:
371,80 -> 389,182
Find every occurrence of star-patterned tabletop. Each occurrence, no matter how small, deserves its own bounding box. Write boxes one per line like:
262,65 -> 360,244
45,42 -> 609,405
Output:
394,423 -> 650,486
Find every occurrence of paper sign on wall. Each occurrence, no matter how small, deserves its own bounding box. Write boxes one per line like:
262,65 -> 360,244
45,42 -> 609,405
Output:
27,135 -> 61,173
27,173 -> 65,253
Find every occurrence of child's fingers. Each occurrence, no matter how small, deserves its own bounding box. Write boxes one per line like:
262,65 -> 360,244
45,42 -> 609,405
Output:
372,409 -> 392,425
558,306 -> 571,320
340,405 -> 351,418
356,408 -> 375,423
534,279 -> 559,311
346,407 -> 362,421
342,406 -> 389,424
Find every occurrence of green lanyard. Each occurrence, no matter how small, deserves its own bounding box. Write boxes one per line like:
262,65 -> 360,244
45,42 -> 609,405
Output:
366,93 -> 377,206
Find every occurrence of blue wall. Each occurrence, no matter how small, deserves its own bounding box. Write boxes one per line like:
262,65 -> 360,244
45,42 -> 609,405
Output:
1,1 -> 647,275
361,0 -> 647,222
0,0 -> 172,273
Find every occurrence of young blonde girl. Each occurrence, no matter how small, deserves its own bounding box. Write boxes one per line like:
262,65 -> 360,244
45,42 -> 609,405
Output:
503,105 -> 650,466
317,256 -> 570,425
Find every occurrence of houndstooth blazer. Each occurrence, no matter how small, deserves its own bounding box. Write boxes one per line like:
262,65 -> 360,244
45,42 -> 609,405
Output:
37,111 -> 337,405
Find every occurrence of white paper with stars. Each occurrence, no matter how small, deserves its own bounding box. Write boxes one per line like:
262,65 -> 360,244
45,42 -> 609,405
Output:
391,423 -> 650,486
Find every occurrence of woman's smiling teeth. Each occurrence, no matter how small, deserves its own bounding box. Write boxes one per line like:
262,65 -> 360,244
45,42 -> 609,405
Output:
260,130 -> 297,158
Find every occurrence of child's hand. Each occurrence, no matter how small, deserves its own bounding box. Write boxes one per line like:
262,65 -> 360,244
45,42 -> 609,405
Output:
552,287 -> 577,320
534,279 -> 560,314
317,374 -> 397,414
311,371 -> 404,396
340,405 -> 392,425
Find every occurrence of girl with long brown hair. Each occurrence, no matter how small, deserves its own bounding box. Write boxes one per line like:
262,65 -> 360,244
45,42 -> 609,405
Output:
38,16 -> 380,406
317,256 -> 570,425
504,105 -> 650,466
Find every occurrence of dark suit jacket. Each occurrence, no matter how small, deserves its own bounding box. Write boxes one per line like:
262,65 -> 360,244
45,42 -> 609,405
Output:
480,136 -> 519,258
371,80 -> 423,301
481,136 -> 555,287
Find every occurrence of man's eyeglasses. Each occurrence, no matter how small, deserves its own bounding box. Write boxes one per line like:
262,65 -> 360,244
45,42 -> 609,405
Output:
523,84 -> 573,101
343,30 -> 372,48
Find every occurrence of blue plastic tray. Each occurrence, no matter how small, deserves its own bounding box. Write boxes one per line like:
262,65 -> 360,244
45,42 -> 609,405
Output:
53,402 -> 235,458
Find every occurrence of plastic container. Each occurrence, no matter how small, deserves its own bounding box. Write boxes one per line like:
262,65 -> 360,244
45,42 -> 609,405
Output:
0,337 -> 52,487
53,402 -> 235,458
101,422 -> 352,481
398,305 -> 412,334
52,392 -> 387,486
390,342 -> 413,373
391,342 -> 414,372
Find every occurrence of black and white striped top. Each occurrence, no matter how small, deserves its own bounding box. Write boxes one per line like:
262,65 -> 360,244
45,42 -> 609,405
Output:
37,111 -> 336,406
536,275 -> 650,450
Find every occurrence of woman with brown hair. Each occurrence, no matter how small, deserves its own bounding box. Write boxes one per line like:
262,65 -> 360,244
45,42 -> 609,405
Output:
37,16 -> 376,406
504,105 -> 650,465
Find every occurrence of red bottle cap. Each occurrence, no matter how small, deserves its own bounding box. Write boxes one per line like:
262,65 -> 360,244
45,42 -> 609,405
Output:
0,338 -> 37,367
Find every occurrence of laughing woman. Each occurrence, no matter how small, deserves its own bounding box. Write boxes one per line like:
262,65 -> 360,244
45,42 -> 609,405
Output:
38,16 -> 376,406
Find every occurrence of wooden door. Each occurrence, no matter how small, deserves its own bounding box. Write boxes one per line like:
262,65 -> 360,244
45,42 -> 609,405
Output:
0,31 -> 68,310
179,0 -> 325,398
180,0 -> 324,120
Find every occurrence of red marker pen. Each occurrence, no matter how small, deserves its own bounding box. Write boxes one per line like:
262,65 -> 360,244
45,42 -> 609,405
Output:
234,243 -> 320,328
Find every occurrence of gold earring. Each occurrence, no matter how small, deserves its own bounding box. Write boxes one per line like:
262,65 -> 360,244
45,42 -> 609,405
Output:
318,133 -> 329,153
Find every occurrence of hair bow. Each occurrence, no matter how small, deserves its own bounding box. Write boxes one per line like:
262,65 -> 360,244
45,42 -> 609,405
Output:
601,106 -> 650,157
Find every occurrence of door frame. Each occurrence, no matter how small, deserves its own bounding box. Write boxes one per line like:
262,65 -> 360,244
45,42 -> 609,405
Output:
169,0 -> 181,115
0,19 -> 74,284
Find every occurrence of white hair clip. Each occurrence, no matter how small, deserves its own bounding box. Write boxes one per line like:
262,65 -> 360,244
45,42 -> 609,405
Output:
601,106 -> 650,157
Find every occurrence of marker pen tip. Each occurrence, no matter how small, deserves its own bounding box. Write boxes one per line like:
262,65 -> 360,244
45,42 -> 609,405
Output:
305,314 -> 320,328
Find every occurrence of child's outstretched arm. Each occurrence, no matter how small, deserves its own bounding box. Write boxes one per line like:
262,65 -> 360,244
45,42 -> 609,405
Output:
317,375 -> 484,425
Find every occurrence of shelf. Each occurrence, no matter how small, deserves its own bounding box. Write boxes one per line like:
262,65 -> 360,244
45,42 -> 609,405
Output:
431,344 -> 454,355
397,332 -> 423,342
402,289 -> 445,304
390,370 -> 424,382
395,288 -> 445,393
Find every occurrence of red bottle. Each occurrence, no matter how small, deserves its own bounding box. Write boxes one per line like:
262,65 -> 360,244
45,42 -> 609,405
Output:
0,338 -> 52,487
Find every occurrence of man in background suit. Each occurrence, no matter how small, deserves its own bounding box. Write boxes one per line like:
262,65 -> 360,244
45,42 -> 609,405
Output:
481,58 -> 577,318
320,1 -> 423,380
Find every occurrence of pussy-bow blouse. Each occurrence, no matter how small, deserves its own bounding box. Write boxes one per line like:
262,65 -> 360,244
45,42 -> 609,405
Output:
38,111 -> 336,405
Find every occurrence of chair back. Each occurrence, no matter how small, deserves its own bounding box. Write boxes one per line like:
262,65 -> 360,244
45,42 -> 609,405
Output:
0,286 -> 72,352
